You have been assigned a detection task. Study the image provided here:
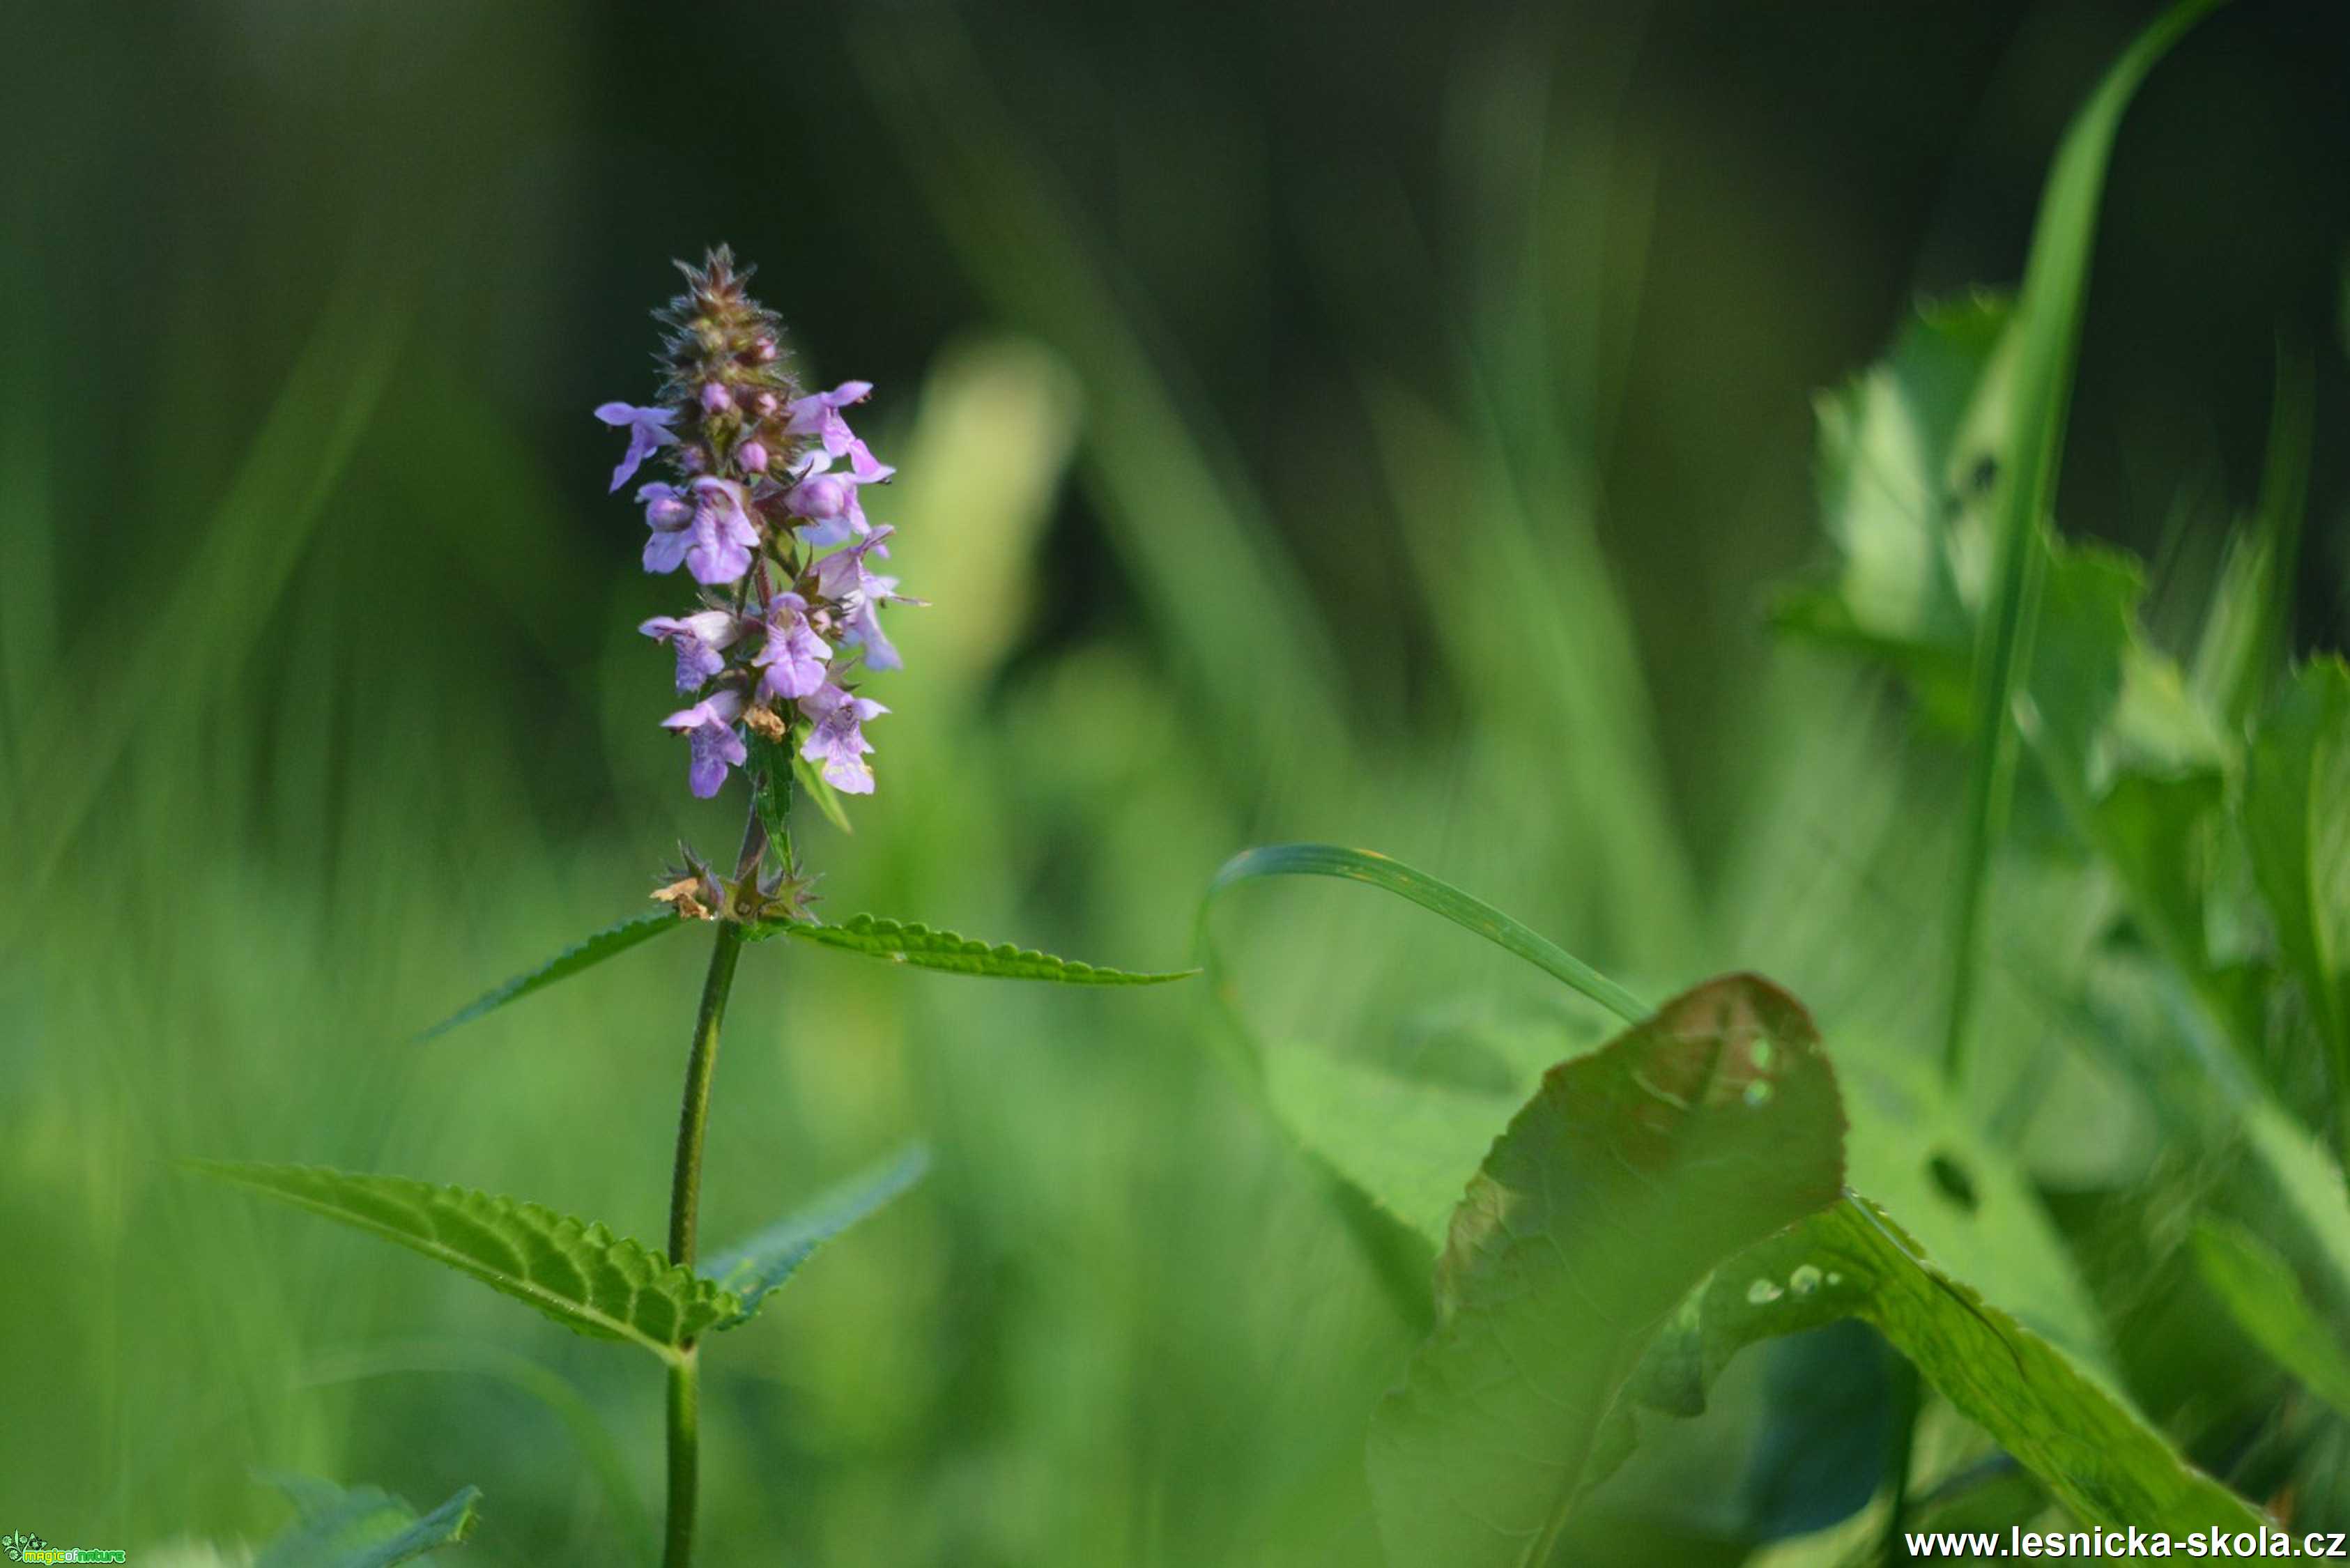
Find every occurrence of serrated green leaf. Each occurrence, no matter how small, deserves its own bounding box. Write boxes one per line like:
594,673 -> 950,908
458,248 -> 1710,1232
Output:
1203,844 -> 1648,1025
1367,974 -> 1849,1568
257,1475 -> 480,1568
416,910 -> 682,1041
704,1143 -> 930,1328
190,1162 -> 738,1362
756,913 -> 1196,985
2242,658 -> 2350,1117
2190,1218 -> 2350,1422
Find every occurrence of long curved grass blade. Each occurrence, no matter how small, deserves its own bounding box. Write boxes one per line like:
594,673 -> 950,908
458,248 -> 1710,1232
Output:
1202,843 -> 1648,1024
1941,0 -> 2230,1084
258,1475 -> 482,1568
190,1161 -> 739,1362
705,1143 -> 931,1328
417,910 -> 684,1040
758,914 -> 1196,985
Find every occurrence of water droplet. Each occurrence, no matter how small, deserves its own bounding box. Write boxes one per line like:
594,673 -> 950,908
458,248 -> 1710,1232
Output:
1825,1272 -> 1843,1286
1742,1079 -> 1774,1107
1746,1278 -> 1783,1305
1789,1264 -> 1823,1296
1750,1038 -> 1775,1070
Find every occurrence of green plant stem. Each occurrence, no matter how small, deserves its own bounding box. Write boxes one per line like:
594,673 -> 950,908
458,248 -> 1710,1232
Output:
661,886 -> 750,1568
663,1351 -> 700,1568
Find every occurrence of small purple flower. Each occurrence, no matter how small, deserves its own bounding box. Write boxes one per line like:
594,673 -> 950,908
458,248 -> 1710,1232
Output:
783,452 -> 889,547
595,402 -> 678,492
754,593 -> 832,700
662,690 -> 748,799
640,482 -> 696,574
783,381 -> 872,458
700,381 -> 733,413
684,476 -> 761,584
639,608 -> 742,692
814,526 -> 923,671
738,440 -> 769,475
798,682 -> 886,795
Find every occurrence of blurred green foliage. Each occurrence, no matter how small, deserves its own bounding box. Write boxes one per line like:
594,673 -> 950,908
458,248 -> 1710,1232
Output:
3,0 -> 2347,1563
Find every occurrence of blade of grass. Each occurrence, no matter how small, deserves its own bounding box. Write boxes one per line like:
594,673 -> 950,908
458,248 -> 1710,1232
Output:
1201,843 -> 1649,1026
5,243 -> 413,915
1940,0 -> 2229,1086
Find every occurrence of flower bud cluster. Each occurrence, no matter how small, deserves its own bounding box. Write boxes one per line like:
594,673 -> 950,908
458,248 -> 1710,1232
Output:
596,247 -> 918,801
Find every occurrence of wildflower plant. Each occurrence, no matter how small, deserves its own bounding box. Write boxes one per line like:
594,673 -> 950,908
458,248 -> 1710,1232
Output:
190,249 -> 1194,1567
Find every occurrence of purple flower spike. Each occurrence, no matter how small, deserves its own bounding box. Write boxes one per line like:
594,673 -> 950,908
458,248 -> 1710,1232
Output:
783,452 -> 887,547
783,381 -> 873,459
684,476 -> 761,584
662,690 -> 748,798
797,682 -> 886,795
639,608 -> 742,692
754,592 -> 833,700
595,402 -> 678,492
639,482 -> 696,574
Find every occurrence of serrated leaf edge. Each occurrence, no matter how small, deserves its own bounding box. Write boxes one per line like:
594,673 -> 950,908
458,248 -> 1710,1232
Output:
756,913 -> 1197,984
189,1160 -> 739,1363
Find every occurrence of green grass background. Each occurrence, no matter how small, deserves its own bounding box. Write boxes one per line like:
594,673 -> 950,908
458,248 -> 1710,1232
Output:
3,1 -> 2344,1562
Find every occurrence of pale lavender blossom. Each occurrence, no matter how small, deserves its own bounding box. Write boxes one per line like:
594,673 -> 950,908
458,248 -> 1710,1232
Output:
783,452 -> 890,547
595,402 -> 678,491
639,482 -> 696,574
640,608 -> 742,692
798,682 -> 886,795
737,440 -> 769,475
814,526 -> 923,671
663,690 -> 748,799
783,381 -> 873,459
684,476 -> 760,584
700,382 -> 733,413
753,593 -> 831,701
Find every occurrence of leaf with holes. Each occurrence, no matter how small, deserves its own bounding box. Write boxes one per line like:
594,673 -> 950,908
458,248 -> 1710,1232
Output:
756,913 -> 1196,985
705,1144 -> 930,1328
190,1162 -> 737,1361
417,910 -> 684,1041
1365,973 -> 1848,1568
1725,1201 -> 2265,1532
